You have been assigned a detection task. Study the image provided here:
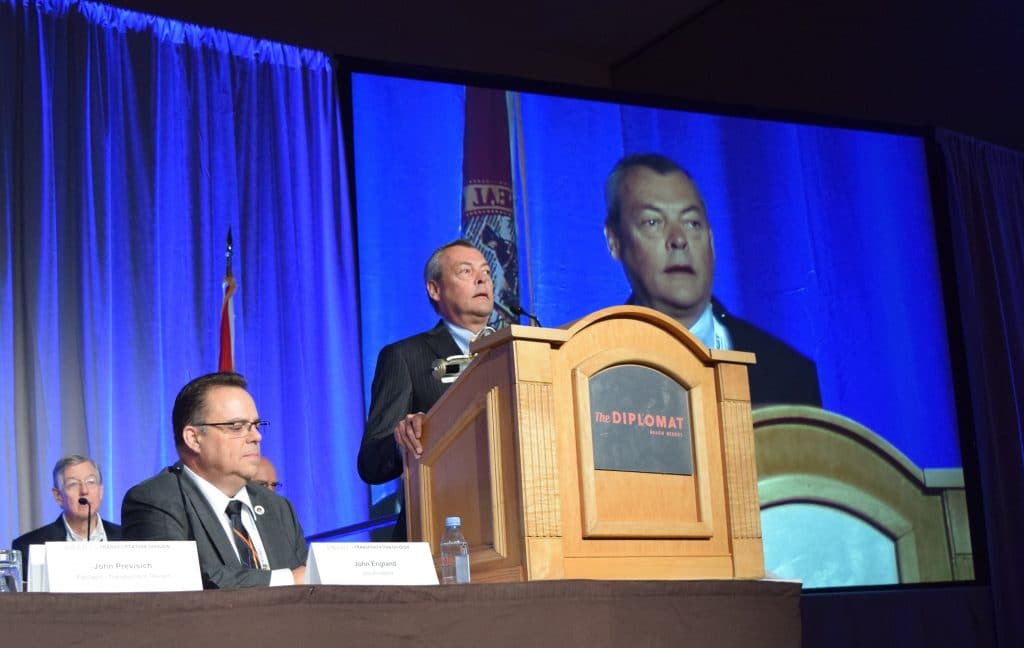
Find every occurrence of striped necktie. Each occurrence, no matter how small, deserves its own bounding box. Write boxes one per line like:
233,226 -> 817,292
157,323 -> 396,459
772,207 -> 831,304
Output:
225,500 -> 259,568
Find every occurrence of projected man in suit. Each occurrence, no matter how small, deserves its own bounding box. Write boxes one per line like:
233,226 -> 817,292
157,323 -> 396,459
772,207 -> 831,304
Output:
121,372 -> 307,588
603,153 -> 822,407
357,239 -> 495,540
12,454 -> 123,569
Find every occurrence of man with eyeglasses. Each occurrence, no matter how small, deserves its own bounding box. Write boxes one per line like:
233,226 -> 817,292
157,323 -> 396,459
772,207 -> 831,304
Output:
12,455 -> 123,569
121,372 -> 308,588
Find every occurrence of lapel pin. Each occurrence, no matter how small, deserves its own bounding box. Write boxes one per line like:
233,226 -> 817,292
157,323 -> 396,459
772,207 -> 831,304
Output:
254,505 -> 266,515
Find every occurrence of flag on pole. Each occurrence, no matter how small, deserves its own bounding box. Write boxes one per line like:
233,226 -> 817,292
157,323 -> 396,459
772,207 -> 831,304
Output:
461,86 -> 519,329
218,228 -> 236,372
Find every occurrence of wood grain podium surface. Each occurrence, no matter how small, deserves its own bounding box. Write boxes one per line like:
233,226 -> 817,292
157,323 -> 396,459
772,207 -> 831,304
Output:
0,579 -> 800,647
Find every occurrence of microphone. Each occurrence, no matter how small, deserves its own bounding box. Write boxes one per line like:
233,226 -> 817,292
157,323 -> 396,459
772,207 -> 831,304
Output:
493,301 -> 518,323
78,497 -> 92,541
495,301 -> 542,327
509,303 -> 542,327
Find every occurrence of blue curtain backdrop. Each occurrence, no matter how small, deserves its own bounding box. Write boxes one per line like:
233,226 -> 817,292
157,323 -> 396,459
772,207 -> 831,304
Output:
936,130 -> 1024,648
0,0 -> 367,547
352,74 -> 960,475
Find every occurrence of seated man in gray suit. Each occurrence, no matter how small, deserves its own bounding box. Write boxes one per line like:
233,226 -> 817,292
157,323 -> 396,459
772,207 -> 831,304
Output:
122,372 -> 307,588
13,454 -> 123,569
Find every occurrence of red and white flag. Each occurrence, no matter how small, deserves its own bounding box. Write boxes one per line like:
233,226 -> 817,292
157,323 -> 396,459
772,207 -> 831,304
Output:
218,229 -> 236,372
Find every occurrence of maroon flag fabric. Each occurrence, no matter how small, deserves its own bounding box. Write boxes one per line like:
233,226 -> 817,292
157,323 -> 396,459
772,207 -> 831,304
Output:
461,86 -> 518,328
218,272 -> 235,372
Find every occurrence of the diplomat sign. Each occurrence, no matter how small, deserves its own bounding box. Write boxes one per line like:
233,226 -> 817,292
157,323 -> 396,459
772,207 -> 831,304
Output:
590,364 -> 693,476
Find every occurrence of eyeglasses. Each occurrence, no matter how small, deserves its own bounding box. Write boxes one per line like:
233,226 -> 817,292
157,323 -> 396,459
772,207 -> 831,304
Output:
63,476 -> 100,491
193,419 -> 269,436
253,480 -> 283,491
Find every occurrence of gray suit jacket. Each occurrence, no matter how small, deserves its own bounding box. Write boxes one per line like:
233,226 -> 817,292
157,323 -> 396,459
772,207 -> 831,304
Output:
120,463 -> 307,589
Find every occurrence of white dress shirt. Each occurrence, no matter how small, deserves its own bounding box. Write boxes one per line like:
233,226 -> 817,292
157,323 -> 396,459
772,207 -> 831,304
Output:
182,465 -> 295,586
63,515 -> 108,542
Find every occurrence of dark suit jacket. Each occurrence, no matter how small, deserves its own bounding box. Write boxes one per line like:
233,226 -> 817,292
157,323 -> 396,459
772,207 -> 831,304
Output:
711,298 -> 822,408
120,463 -> 308,589
357,320 -> 460,540
12,514 -> 123,570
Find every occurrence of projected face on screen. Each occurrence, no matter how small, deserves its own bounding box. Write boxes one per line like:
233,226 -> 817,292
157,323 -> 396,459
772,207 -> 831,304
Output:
350,71 -> 974,590
604,160 -> 714,328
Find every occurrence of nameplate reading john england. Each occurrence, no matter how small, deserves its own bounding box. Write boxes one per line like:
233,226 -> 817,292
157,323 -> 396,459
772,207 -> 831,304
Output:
44,541 -> 202,592
306,542 -> 439,586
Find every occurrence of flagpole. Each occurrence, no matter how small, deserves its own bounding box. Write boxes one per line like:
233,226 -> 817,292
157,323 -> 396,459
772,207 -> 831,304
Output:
225,227 -> 233,281
510,91 -> 536,319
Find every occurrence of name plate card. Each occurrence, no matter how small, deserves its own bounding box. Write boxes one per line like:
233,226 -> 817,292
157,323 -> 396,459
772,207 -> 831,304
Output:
306,542 -> 439,586
45,541 -> 202,592
27,544 -> 47,592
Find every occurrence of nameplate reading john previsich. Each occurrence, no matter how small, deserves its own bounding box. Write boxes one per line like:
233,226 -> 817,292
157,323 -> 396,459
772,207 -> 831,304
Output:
44,541 -> 202,592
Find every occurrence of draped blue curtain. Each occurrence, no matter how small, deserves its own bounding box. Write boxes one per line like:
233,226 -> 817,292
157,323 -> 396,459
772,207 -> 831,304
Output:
936,129 -> 1024,648
1,0 -> 367,547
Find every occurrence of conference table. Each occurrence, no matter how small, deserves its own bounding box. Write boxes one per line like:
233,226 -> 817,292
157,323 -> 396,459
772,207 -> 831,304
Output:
0,578 -> 800,647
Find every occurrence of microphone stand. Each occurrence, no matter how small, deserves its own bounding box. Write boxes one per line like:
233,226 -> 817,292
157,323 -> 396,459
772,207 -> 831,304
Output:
512,304 -> 542,327
78,497 -> 92,541
495,301 -> 542,327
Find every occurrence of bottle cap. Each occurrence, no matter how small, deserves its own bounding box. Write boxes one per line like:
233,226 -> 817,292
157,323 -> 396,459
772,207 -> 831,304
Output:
445,516 -> 461,527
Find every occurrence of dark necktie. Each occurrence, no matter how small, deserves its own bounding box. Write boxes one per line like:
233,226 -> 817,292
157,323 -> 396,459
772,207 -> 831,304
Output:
225,500 -> 259,569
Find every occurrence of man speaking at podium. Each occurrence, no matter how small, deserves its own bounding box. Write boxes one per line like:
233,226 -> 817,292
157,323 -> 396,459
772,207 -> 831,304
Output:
357,240 -> 495,540
603,153 -> 821,407
122,372 -> 308,588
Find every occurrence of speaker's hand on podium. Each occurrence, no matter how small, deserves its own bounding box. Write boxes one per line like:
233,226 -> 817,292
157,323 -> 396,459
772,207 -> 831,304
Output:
395,412 -> 427,460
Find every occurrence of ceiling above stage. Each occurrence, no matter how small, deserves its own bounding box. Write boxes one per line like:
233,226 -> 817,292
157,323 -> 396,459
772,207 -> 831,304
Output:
104,0 -> 1024,151
101,1 -> 721,72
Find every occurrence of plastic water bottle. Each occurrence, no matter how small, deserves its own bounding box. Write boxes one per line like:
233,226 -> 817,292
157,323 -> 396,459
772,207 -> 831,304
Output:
439,516 -> 471,584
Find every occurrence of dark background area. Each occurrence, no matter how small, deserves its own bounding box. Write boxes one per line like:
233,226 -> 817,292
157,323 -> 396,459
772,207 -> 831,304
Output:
106,0 -> 1024,153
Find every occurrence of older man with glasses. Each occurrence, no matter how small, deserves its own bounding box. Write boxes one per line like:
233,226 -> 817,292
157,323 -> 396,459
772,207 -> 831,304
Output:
121,372 -> 307,589
12,454 -> 123,569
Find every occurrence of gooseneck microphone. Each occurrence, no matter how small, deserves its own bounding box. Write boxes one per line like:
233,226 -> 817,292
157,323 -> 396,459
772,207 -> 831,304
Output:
78,497 -> 92,541
493,301 -> 518,323
495,301 -> 542,327
509,303 -> 541,327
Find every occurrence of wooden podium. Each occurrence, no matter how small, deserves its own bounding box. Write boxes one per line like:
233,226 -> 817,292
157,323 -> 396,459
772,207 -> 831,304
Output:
404,306 -> 764,582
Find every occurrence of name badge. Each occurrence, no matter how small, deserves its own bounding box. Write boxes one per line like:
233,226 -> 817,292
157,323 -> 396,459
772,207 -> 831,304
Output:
305,542 -> 439,585
44,541 -> 202,592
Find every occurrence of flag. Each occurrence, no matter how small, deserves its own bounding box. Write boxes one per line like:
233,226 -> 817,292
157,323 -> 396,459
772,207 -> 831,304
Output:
461,86 -> 519,328
218,228 -> 236,372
